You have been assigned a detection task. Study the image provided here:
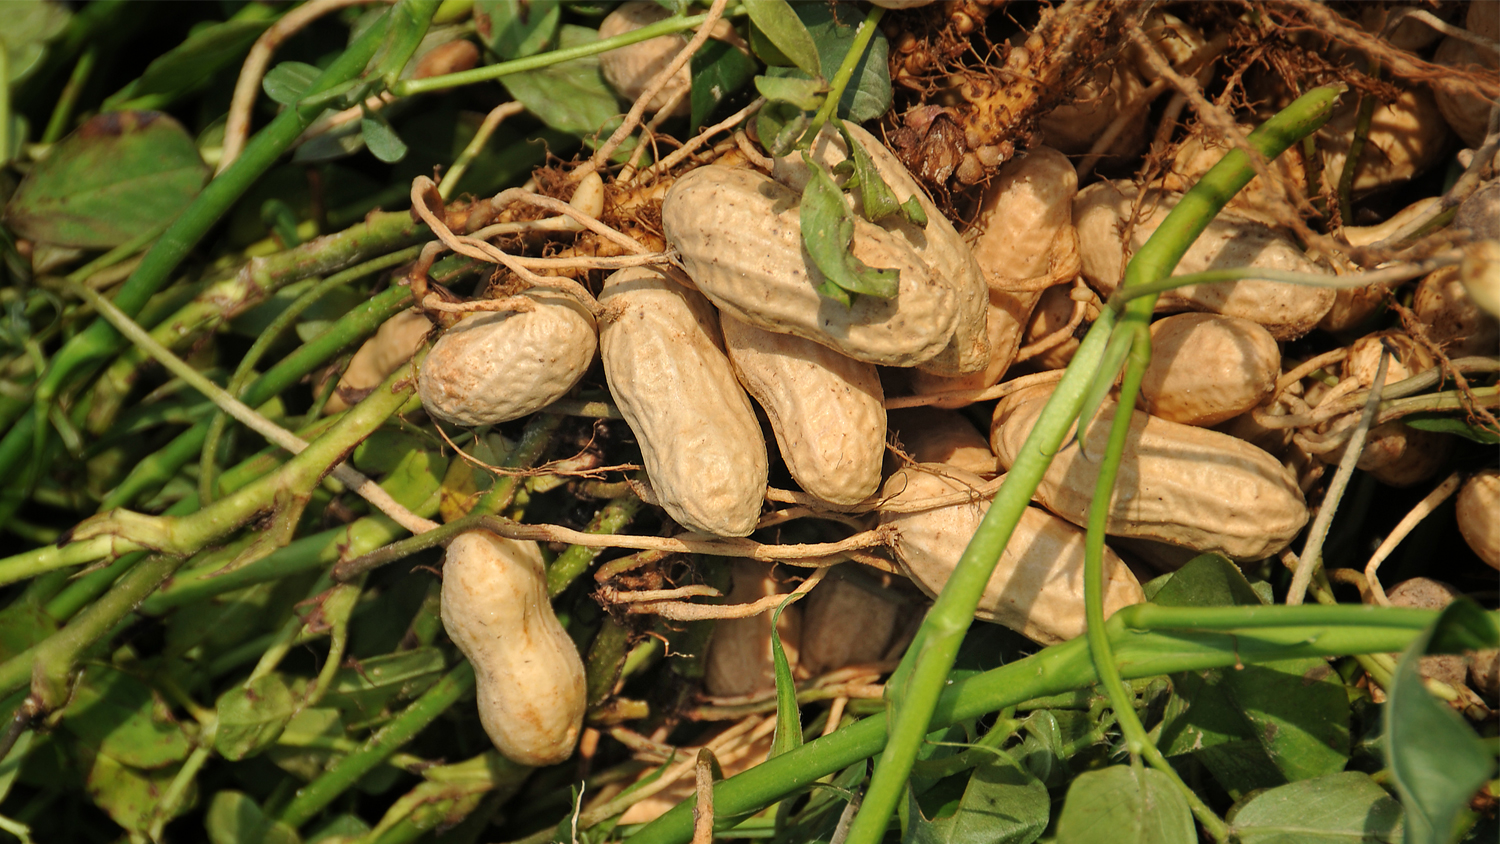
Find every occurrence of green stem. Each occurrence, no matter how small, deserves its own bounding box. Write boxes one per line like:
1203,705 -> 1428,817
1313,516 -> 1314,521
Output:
842,84 -> 1344,844
275,662 -> 476,828
1337,63 -> 1380,227
807,4 -> 884,137
392,7 -> 745,97
546,492 -> 644,596
29,8 -> 395,448
41,46 -> 95,145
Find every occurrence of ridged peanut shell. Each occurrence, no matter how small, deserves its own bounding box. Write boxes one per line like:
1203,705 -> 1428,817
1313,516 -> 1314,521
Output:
992,396 -> 1309,560
663,165 -> 961,368
440,531 -> 586,766
722,315 -> 884,506
879,466 -> 1143,644
1458,469 -> 1500,570
599,267 -> 767,537
327,308 -> 432,413
1415,265 -> 1499,357
887,407 -> 997,476
1075,182 -> 1334,339
418,291 -> 596,426
704,560 -> 802,697
1142,313 -> 1280,427
598,2 -> 690,116
798,569 -> 904,676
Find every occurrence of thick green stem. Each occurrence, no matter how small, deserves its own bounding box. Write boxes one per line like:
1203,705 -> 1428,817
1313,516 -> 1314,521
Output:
546,492 -> 644,596
843,85 -> 1344,844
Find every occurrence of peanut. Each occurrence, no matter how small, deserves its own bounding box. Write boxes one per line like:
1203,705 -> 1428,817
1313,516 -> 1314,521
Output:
1039,62 -> 1148,160
991,393 -> 1309,560
1019,283 -> 1095,371
418,290 -> 595,426
663,164 -> 963,369
1074,181 -> 1335,339
1433,2 -> 1500,147
440,531 -> 586,766
887,407 -> 997,476
722,314 -> 885,507
798,568 -> 906,676
1457,469 -> 1500,570
704,560 -> 802,697
327,308 -> 433,413
1324,197 -> 1442,332
1461,239 -> 1500,321
599,267 -> 767,537
1141,313 -> 1281,427
598,1 -> 691,116
1315,85 -> 1449,197
879,465 -> 1144,644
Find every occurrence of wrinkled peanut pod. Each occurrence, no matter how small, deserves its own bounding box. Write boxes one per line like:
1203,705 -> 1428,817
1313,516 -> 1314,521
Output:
1162,125 -> 1308,229
1344,330 -> 1433,388
1386,578 -> 1468,690
1457,469 -> 1500,570
1461,239 -> 1500,320
879,465 -> 1143,644
418,290 -> 596,426
704,560 -> 802,697
1020,283 -> 1092,370
911,146 -> 1080,399
887,407 -> 997,476
1075,181 -> 1335,339
1325,197 -> 1442,332
440,531 -> 586,766
599,267 -> 767,537
598,1 -> 691,116
1433,3 -> 1500,147
1316,85 -> 1449,196
722,315 -> 885,506
991,395 -> 1309,560
327,308 -> 432,413
798,569 -> 904,676
1039,62 -> 1148,160
1142,313 -> 1280,427
664,164 -> 962,369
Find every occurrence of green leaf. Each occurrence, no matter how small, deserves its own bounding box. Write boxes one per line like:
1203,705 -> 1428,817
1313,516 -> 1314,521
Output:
475,0 -> 561,60
769,595 -> 803,759
84,749 -> 192,835
215,673 -> 299,761
126,18 -> 272,103
797,1 -> 891,122
360,115 -> 409,163
3,111 -> 210,249
754,75 -> 825,112
756,100 -> 810,158
0,731 -> 33,805
1385,599 -> 1498,844
906,758 -> 1048,844
1150,554 -> 1266,608
61,665 -> 191,769
1054,765 -> 1195,844
0,0 -> 70,84
263,61 -> 323,106
321,647 -> 446,721
799,157 -> 899,302
1229,772 -> 1403,844
745,0 -> 821,77
207,790 -> 302,844
0,597 -> 57,662
1400,414 -> 1500,443
501,25 -> 623,142
691,39 -> 758,131
837,121 -> 918,224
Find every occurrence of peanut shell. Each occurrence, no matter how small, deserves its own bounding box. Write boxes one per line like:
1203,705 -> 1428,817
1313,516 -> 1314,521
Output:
1142,313 -> 1281,427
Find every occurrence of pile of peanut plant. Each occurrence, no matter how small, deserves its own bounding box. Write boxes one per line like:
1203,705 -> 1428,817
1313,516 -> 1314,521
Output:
0,1 -> 1495,843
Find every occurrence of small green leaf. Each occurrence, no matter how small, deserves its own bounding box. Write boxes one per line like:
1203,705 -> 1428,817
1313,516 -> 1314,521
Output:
206,790 -> 302,844
1385,599 -> 1498,844
756,100 -> 810,158
753,75 -> 825,112
1229,772 -> 1403,844
745,0 -> 821,77
769,594 -> 803,759
798,2 -> 891,123
1149,554 -> 1265,608
837,122 -> 910,223
84,749 -> 193,835
215,673 -> 299,761
475,0 -> 561,60
262,61 -> 323,106
691,39 -> 758,131
501,25 -> 623,142
0,0 -> 70,84
1400,414 -> 1500,443
360,115 -> 408,163
1054,765 -> 1195,844
3,111 -> 210,248
901,195 -> 928,226
906,758 -> 1048,844
799,157 -> 899,302
61,665 -> 191,769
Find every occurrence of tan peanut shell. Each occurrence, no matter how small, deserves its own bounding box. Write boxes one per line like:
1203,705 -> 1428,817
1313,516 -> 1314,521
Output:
327,308 -> 432,413
887,407 -> 997,476
1323,197 -> 1441,332
1416,264 -> 1500,357
798,569 -> 904,676
599,267 -> 767,537
1433,3 -> 1500,147
1462,239 -> 1500,319
1320,420 -> 1451,489
1142,313 -> 1281,427
663,164 -> 962,369
440,531 -> 586,766
1458,469 -> 1500,570
991,395 -> 1309,560
1315,85 -> 1449,197
1021,283 -> 1092,371
1039,62 -> 1148,160
419,290 -> 596,426
598,1 -> 691,116
722,315 -> 885,506
879,465 -> 1144,644
1074,181 -> 1334,339
704,560 -> 802,697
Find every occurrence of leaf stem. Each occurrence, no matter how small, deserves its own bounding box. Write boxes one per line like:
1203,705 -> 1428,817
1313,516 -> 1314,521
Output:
807,4 -> 884,137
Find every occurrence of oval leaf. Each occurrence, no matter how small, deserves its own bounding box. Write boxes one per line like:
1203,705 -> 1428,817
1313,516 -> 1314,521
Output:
4,111 -> 210,248
1054,766 -> 1195,844
1230,772 -> 1403,844
746,0 -> 821,77
215,673 -> 299,761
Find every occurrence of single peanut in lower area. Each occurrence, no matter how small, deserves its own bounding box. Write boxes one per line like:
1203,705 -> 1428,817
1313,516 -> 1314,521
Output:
440,531 -> 586,766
